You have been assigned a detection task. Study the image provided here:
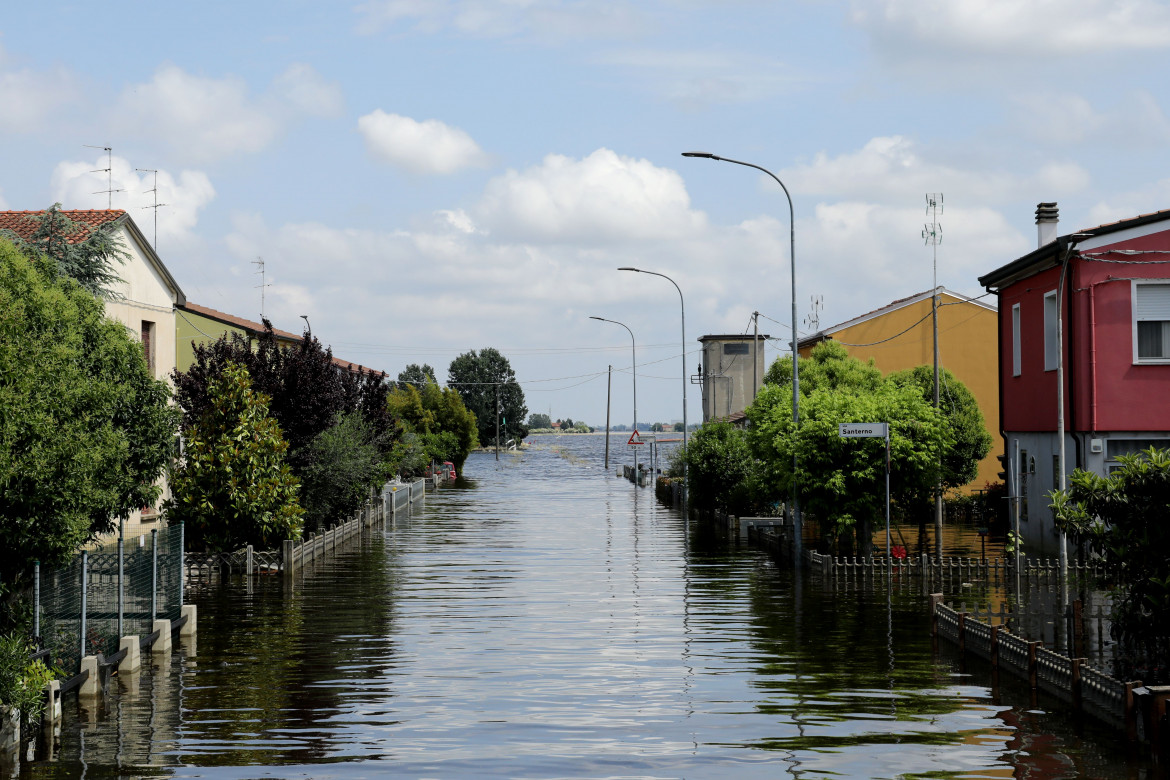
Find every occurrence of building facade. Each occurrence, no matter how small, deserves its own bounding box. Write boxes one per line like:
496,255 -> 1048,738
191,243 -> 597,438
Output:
979,204 -> 1170,552
697,334 -> 769,422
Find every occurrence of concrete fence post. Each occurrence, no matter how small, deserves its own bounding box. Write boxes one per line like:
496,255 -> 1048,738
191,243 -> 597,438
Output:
246,545 -> 254,577
79,655 -> 100,697
180,604 -> 197,638
282,539 -> 295,578
118,636 -> 140,675
152,619 -> 171,655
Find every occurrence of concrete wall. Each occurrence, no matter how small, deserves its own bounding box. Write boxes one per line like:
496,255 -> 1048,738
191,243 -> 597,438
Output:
699,335 -> 768,422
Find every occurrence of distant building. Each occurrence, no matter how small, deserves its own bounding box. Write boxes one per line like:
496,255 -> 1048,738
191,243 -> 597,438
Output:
798,288 -> 1000,492
980,203 -> 1170,552
697,333 -> 769,422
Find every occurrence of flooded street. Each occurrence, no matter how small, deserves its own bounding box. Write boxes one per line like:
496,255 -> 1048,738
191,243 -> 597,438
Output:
21,435 -> 1153,778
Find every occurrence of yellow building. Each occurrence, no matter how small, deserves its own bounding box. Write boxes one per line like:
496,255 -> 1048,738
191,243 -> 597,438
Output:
798,288 -> 1001,492
175,302 -> 302,372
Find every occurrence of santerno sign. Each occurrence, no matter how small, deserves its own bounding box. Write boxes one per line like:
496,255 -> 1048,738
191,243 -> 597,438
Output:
838,423 -> 888,438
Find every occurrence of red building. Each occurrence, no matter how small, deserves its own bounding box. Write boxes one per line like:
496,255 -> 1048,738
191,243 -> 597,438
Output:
980,203 -> 1170,552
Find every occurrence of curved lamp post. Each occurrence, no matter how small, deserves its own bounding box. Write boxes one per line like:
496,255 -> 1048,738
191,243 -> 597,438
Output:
682,151 -> 801,561
590,316 -> 638,479
618,267 -> 687,493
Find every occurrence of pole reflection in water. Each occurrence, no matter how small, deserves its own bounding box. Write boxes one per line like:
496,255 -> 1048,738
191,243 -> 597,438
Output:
24,434 -> 1153,779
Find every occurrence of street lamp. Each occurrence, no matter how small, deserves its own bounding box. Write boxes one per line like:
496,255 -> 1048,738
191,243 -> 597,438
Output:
618,267 -> 687,493
682,151 -> 802,561
590,316 -> 638,480
299,315 -> 311,338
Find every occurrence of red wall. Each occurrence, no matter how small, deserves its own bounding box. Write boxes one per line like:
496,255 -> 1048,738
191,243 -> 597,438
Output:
1000,228 -> 1170,434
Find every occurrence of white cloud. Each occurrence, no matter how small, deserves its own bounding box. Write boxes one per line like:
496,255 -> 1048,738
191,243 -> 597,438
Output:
271,63 -> 345,118
1085,179 -> 1170,228
115,63 -> 343,162
0,47 -> 79,132
50,155 -> 216,249
474,148 -> 706,243
357,110 -> 489,175
780,135 -> 1090,203
1010,90 -> 1170,147
851,0 -> 1170,56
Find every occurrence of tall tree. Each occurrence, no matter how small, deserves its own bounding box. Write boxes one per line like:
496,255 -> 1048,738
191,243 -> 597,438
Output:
0,204 -> 128,299
447,348 -> 528,445
165,363 -> 303,551
397,363 -> 437,390
0,240 -> 178,601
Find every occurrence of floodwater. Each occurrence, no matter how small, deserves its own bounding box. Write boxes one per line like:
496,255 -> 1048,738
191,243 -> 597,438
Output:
17,434 -> 1154,778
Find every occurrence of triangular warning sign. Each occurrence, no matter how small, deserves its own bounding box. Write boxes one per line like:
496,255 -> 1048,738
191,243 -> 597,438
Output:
627,429 -> 643,446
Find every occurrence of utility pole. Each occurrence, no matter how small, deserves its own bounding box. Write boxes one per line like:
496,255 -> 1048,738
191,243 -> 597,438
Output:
495,384 -> 501,461
605,365 -> 612,470
924,193 -> 944,557
752,311 -> 759,402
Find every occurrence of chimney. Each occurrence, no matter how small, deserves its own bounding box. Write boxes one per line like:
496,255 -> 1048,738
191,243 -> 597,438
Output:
1036,202 -> 1059,247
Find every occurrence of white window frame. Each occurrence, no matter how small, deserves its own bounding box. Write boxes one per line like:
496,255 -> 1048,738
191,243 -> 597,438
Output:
1043,290 -> 1058,372
1011,303 -> 1021,376
1132,280 -> 1170,365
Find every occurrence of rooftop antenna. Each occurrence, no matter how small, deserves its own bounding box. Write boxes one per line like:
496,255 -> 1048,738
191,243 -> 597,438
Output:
84,145 -> 122,208
135,168 -> 167,250
923,192 -> 943,557
253,257 -> 271,318
804,294 -> 823,332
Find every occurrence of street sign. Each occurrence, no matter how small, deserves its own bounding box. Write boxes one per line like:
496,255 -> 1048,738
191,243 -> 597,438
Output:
838,422 -> 888,438
627,429 -> 645,446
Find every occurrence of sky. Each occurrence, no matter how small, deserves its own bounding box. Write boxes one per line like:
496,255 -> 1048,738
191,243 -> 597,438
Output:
4,1 -> 1170,427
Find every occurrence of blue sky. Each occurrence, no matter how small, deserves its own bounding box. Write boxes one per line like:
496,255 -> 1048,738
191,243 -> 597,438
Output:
4,1 -> 1170,426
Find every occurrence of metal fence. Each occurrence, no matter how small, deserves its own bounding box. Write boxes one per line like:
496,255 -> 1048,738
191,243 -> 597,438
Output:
35,525 -> 183,675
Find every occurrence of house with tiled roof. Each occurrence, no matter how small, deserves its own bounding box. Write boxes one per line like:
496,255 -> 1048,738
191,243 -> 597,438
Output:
0,208 -> 185,536
177,302 -> 386,378
980,203 -> 1170,553
797,288 -> 1001,493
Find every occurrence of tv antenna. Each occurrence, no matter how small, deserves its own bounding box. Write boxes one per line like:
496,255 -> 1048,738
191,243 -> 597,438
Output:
253,257 -> 272,318
923,192 -> 943,556
135,168 -> 168,250
804,294 -> 823,332
84,145 -> 122,208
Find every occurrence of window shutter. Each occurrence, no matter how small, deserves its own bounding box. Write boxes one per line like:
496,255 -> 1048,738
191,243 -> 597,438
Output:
1135,283 -> 1170,320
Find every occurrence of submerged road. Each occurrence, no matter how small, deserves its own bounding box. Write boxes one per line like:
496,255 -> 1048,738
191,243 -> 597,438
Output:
26,435 -> 1149,779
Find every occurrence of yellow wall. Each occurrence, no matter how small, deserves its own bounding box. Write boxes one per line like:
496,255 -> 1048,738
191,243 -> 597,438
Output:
801,294 -> 1002,493
175,310 -> 249,372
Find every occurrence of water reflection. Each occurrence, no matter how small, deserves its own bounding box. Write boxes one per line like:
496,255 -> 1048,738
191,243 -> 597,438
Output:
18,434 -> 1153,778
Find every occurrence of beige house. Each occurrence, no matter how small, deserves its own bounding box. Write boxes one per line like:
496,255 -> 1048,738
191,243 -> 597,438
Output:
0,209 -> 185,539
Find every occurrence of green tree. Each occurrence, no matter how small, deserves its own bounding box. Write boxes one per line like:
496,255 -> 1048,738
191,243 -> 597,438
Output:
165,363 -> 304,551
1052,448 -> 1170,680
887,365 -> 992,494
0,204 -> 129,299
397,363 -> 437,390
300,412 -> 390,532
747,342 -> 950,555
0,240 -> 179,605
528,413 -> 551,429
448,348 -> 528,445
681,421 -> 761,516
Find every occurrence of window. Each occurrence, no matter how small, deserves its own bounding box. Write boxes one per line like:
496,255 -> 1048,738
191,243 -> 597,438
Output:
1011,304 -> 1021,376
1134,282 -> 1170,362
723,343 -> 750,355
141,320 -> 155,375
1044,291 -> 1058,371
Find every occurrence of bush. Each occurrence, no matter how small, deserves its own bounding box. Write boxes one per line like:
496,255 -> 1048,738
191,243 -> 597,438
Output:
300,413 -> 391,532
0,634 -> 55,724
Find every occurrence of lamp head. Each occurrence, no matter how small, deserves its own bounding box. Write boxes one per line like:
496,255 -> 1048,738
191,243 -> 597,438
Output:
589,316 -> 605,321
618,266 -> 640,272
682,151 -> 718,159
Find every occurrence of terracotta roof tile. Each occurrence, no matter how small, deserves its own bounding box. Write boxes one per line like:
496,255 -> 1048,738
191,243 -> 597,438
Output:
0,209 -> 126,243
